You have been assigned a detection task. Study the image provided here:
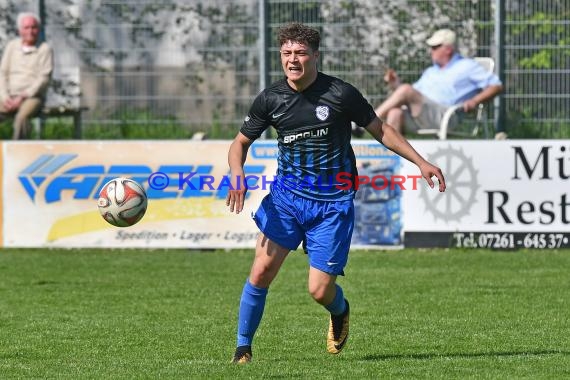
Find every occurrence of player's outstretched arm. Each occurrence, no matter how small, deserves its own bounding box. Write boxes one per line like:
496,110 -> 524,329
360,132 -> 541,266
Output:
364,117 -> 446,192
227,132 -> 254,214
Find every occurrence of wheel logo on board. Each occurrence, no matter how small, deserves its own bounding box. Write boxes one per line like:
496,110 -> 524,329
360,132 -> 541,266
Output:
420,146 -> 479,222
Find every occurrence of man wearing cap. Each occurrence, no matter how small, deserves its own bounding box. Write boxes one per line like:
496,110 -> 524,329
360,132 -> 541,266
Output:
374,29 -> 505,139
0,12 -> 53,139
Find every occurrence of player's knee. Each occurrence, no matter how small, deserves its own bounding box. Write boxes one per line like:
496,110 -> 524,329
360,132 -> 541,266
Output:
309,289 -> 327,304
249,266 -> 275,288
308,283 -> 330,304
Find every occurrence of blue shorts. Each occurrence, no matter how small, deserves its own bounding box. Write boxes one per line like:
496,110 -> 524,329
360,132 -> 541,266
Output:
252,185 -> 354,275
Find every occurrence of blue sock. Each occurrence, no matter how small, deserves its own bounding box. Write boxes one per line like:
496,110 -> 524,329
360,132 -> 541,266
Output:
236,279 -> 268,347
325,284 -> 346,316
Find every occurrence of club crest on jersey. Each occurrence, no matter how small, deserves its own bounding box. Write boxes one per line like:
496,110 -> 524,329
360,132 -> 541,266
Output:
315,105 -> 329,121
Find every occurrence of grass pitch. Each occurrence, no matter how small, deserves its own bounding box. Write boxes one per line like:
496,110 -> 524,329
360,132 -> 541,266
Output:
1,248 -> 569,379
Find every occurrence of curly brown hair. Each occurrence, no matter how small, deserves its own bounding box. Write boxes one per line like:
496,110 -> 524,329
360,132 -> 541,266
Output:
277,22 -> 320,51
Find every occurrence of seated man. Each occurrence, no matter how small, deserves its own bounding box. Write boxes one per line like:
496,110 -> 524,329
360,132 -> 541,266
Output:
374,29 -> 505,139
0,12 -> 53,139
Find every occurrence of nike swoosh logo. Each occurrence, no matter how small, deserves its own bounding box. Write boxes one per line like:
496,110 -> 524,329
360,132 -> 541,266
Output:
334,338 -> 347,351
327,261 -> 338,266
272,112 -> 286,119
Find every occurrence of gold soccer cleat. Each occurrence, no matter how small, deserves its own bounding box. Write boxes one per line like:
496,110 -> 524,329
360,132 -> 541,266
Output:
327,300 -> 350,354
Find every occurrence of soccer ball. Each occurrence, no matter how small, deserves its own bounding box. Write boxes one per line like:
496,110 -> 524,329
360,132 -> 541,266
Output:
97,178 -> 148,227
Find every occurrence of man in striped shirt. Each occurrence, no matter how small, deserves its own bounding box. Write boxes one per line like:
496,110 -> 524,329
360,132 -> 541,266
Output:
227,22 -> 446,364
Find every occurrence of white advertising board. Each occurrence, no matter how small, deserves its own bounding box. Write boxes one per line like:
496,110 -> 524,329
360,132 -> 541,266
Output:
2,140 -> 568,249
3,141 -> 268,248
400,140 -> 570,249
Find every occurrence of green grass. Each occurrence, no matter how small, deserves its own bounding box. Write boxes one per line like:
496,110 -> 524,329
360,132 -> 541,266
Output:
1,248 -> 569,379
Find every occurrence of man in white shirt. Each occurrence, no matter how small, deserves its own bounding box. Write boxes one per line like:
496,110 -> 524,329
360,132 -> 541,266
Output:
374,29 -> 505,139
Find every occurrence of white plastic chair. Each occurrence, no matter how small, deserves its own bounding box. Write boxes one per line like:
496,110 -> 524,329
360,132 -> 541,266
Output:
417,57 -> 495,140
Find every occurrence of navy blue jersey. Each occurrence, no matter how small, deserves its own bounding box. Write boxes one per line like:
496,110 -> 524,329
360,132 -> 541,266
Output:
241,72 -> 377,201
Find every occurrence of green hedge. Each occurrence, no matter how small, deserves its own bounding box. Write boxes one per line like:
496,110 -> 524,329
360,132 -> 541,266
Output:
2,114 -> 569,140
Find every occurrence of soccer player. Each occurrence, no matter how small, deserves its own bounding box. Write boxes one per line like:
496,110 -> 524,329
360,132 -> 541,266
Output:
226,22 -> 446,364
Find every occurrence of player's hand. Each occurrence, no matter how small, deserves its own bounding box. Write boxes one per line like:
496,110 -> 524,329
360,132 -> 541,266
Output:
226,173 -> 247,214
419,162 -> 446,192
